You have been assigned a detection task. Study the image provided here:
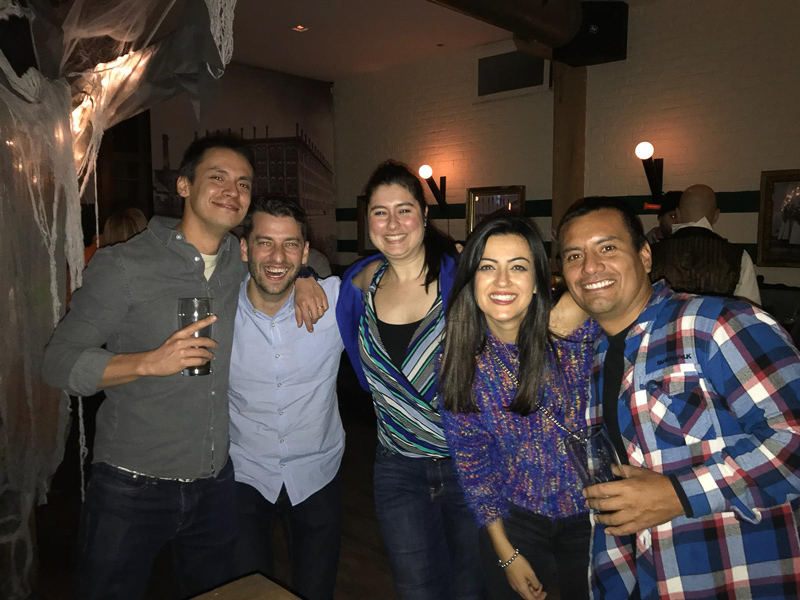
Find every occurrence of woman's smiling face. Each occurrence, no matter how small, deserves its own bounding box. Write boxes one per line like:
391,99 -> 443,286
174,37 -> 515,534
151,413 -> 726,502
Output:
474,234 -> 536,343
367,183 -> 427,260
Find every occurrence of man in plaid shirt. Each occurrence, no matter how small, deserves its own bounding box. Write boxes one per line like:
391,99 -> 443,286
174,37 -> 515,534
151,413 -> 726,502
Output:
558,198 -> 800,599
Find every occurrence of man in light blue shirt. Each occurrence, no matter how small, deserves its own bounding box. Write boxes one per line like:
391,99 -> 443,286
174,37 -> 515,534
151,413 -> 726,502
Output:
229,196 -> 344,600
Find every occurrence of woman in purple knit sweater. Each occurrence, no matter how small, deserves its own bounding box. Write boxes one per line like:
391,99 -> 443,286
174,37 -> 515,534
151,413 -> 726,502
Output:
439,215 -> 599,600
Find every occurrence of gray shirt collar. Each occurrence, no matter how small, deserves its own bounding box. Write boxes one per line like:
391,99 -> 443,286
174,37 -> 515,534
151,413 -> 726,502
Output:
147,215 -> 232,254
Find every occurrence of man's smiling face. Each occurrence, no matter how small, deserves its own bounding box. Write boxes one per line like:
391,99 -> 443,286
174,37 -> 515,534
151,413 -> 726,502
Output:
178,147 -> 253,236
241,212 -> 309,304
559,208 -> 653,335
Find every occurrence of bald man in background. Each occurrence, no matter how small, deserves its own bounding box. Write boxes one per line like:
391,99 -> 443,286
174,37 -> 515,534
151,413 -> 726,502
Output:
649,184 -> 761,305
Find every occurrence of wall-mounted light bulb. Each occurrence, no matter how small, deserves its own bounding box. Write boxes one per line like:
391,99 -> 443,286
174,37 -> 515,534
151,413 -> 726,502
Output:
635,141 -> 655,160
418,164 -> 433,179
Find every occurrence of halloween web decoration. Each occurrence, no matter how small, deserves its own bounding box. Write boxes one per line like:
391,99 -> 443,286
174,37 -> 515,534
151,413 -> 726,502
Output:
0,0 -> 236,596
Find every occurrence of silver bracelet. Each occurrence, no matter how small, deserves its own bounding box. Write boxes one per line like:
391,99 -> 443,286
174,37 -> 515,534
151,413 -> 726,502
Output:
498,548 -> 520,569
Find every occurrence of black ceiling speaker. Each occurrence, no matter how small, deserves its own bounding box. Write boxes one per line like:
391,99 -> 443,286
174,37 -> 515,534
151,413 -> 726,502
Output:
553,1 -> 628,67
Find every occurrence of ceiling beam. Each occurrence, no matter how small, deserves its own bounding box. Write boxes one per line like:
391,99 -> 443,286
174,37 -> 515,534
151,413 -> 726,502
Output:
427,0 -> 582,48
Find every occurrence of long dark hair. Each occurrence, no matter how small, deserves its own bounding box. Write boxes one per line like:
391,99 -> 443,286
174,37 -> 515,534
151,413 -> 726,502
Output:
363,160 -> 457,291
439,215 -> 552,415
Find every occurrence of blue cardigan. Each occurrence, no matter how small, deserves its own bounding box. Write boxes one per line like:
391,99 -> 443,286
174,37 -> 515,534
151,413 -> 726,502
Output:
336,253 -> 459,392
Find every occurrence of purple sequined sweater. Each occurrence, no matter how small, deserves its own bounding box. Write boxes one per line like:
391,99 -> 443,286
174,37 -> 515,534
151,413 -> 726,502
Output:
441,318 -> 600,526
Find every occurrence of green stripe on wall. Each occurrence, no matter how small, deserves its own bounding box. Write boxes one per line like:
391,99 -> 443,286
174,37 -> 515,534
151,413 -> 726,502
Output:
593,191 -> 760,215
337,239 -> 359,253
339,239 -> 555,255
336,192 -> 760,221
717,191 -> 760,213
337,241 -> 754,261
337,199 -> 553,221
546,242 -> 753,257
429,204 -> 465,220
336,208 -> 358,221
735,243 -> 759,259
525,199 -> 552,218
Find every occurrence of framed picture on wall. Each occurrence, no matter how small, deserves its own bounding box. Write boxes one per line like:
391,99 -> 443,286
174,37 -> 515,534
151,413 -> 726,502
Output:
466,186 -> 526,235
356,195 -> 378,256
758,169 -> 800,267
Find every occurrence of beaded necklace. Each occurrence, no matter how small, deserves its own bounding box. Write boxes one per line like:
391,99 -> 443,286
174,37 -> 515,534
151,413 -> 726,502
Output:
487,342 -> 577,439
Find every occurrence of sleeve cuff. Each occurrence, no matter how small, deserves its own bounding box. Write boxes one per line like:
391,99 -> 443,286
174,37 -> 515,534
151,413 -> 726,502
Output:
668,474 -> 694,519
68,347 -> 115,396
474,501 -> 510,528
298,265 -> 318,280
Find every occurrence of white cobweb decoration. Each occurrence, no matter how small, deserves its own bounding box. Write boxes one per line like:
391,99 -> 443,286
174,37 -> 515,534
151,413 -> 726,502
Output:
0,75 -> 80,600
0,0 -> 237,596
204,0 -> 237,73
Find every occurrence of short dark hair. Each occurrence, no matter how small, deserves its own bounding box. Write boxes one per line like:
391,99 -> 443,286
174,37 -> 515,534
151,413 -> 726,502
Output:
242,195 -> 308,241
439,215 -> 553,416
177,135 -> 251,183
659,190 -> 681,216
363,160 -> 457,291
557,197 -> 647,256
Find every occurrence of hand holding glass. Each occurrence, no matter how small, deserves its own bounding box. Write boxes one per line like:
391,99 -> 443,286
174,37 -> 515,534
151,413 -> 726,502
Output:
178,297 -> 214,376
564,424 -> 625,487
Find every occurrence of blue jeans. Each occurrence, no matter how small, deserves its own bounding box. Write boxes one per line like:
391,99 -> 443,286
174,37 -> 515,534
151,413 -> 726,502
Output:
76,459 -> 236,600
479,506 -> 591,600
373,445 -> 486,600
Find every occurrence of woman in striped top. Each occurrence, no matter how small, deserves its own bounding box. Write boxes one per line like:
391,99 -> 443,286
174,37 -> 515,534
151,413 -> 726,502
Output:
439,215 -> 597,600
337,161 -> 485,599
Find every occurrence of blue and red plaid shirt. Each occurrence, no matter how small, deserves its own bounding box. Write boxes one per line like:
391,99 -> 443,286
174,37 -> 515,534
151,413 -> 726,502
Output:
589,281 -> 800,599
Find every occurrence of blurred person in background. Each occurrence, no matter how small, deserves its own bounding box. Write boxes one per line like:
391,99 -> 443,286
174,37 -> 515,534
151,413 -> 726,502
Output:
84,207 -> 149,265
650,184 -> 760,305
644,190 -> 680,246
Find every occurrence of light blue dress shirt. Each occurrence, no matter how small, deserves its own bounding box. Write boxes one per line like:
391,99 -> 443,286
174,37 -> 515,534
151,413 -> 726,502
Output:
229,275 -> 345,505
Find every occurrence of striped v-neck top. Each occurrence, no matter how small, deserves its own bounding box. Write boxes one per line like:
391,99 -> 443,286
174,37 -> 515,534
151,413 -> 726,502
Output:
358,261 -> 449,457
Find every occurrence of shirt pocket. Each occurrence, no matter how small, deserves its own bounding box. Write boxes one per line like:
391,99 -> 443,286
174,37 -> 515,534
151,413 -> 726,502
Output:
643,365 -> 716,446
213,271 -> 241,324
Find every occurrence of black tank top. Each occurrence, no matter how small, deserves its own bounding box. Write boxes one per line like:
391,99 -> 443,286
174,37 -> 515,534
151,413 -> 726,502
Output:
376,318 -> 423,369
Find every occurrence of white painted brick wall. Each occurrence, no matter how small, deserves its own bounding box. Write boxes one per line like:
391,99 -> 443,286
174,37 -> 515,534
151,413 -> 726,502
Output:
334,39 -> 553,265
586,0 -> 800,195
585,0 -> 800,285
334,2 -> 800,284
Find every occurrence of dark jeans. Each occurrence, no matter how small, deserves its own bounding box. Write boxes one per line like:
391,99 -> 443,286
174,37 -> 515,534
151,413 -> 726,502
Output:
233,473 -> 342,600
479,506 -> 591,600
374,444 -> 486,600
76,459 -> 236,600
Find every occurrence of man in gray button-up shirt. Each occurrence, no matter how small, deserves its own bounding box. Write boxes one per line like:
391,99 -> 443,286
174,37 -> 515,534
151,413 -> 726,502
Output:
44,137 -> 257,600
44,136 -> 328,599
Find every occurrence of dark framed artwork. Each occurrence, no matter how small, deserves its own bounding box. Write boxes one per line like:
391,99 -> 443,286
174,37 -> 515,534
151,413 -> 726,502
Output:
356,195 -> 378,256
466,186 -> 526,235
758,169 -> 800,267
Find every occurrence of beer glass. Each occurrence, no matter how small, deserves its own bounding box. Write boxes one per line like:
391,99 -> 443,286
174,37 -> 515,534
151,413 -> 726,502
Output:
564,424 -> 624,486
178,297 -> 213,376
